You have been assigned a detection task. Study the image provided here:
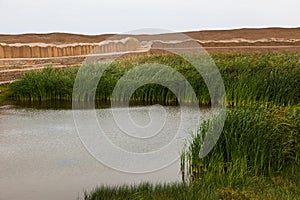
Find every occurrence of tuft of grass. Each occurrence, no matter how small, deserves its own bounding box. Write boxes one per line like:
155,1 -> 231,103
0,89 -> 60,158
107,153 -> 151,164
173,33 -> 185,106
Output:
9,67 -> 78,101
0,84 -> 9,104
181,106 -> 300,182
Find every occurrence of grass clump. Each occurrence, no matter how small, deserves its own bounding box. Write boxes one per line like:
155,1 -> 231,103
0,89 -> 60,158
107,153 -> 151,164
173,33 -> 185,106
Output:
215,53 -> 300,106
0,84 -> 9,104
181,106 -> 300,182
9,67 -> 77,101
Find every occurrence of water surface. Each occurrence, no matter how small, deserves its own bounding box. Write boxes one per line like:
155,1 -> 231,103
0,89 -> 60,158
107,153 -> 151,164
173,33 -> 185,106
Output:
0,105 -> 210,200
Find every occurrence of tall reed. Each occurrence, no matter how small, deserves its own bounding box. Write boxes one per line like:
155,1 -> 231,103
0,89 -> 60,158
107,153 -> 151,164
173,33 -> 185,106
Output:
9,53 -> 300,106
9,67 -> 78,101
181,106 -> 300,182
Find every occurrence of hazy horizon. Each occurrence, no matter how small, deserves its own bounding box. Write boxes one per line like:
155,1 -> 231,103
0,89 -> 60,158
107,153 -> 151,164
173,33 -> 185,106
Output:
0,0 -> 299,35
1,26 -> 300,36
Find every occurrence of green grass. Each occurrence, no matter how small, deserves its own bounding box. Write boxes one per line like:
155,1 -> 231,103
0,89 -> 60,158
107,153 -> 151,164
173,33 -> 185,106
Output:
0,84 -> 9,104
181,106 -> 300,182
9,53 -> 300,106
84,176 -> 300,200
9,67 -> 78,101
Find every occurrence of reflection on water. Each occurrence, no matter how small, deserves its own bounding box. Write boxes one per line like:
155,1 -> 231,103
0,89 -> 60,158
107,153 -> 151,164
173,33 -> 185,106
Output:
14,100 -> 181,110
0,105 -> 210,200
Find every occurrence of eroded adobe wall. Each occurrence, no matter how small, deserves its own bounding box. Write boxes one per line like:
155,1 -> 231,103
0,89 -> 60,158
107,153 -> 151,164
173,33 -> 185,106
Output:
0,38 -> 140,58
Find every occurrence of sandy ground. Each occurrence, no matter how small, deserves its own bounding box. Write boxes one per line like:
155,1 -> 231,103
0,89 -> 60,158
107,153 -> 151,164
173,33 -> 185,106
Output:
0,27 -> 300,84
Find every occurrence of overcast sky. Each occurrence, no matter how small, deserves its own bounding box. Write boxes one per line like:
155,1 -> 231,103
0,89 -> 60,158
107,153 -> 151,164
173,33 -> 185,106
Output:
0,0 -> 299,34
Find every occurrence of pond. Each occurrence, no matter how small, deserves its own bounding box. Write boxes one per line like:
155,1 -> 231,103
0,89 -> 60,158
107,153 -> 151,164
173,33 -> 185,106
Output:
0,105 -> 210,200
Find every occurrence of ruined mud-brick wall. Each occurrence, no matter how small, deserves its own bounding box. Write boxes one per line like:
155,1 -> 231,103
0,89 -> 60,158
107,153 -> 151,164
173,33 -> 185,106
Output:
0,38 -> 140,58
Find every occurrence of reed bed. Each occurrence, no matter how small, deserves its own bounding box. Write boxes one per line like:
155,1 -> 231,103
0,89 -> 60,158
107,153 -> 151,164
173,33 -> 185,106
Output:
9,53 -> 300,106
9,67 -> 78,101
181,106 -> 300,182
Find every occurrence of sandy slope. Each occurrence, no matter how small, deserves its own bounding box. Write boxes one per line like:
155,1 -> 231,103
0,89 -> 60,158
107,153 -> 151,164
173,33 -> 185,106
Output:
1,28 -> 300,44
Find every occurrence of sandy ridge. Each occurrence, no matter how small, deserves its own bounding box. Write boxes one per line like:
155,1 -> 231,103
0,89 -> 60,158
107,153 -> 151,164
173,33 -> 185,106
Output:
1,28 -> 300,44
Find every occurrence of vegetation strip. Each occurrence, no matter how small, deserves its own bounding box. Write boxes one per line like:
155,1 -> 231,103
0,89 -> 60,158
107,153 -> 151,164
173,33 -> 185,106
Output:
8,53 -> 300,106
